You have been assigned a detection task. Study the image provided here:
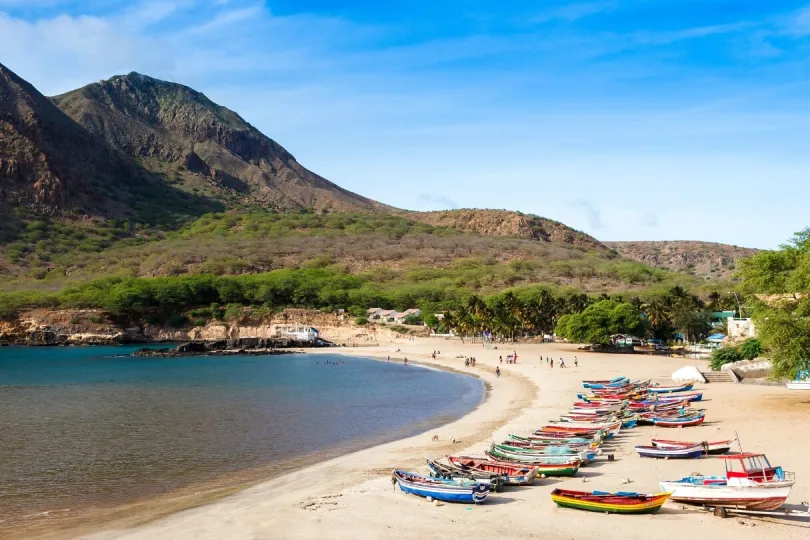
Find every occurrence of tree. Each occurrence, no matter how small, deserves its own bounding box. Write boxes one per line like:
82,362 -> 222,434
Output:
737,228 -> 810,377
554,299 -> 646,345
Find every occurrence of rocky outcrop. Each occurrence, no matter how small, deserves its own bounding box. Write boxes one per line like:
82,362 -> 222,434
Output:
403,209 -> 607,251
605,241 -> 758,279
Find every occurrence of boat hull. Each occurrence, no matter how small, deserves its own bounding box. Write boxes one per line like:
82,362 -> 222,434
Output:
787,381 -> 810,390
635,444 -> 704,459
648,383 -> 694,394
658,480 -> 792,511
551,489 -> 671,514
394,470 -> 489,503
652,439 -> 733,455
447,456 -> 538,485
485,451 -> 579,476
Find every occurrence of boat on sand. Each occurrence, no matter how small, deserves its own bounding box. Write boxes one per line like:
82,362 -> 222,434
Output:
551,489 -> 671,514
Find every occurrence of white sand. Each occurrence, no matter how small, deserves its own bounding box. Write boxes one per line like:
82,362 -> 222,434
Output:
36,338 -> 810,539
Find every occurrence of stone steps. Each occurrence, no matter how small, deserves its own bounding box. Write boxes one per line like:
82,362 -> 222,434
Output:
702,371 -> 733,383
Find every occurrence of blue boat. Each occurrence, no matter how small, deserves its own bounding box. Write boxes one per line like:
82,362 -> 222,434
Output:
392,470 -> 490,503
582,376 -> 628,389
648,383 -> 694,394
621,418 -> 638,429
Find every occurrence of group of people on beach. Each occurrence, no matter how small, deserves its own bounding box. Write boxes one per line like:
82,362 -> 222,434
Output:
431,350 -> 441,359
545,356 -> 578,368
499,351 -> 518,364
464,357 -> 477,367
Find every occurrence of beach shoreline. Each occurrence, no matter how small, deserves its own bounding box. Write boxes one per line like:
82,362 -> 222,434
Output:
12,337 -> 810,540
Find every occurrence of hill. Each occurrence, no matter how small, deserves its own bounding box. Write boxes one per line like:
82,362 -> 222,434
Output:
0,66 -> 716,313
51,73 -> 384,213
605,241 -> 759,280
0,63 -> 219,227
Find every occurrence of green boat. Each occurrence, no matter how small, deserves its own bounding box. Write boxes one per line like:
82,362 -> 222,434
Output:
484,449 -> 580,477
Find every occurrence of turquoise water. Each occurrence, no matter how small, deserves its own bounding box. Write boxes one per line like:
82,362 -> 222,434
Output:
0,346 -> 482,526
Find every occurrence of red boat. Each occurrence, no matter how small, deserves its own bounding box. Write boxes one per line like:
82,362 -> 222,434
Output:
652,439 -> 734,455
447,456 -> 539,485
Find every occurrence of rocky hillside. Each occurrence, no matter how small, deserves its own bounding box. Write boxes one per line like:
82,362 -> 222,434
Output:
52,73 -> 384,213
605,241 -> 758,279
403,209 -> 607,251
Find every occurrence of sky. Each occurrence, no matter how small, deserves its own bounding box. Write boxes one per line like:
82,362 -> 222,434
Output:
2,1 -> 810,248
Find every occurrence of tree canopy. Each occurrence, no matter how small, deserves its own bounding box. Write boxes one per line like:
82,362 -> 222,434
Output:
554,299 -> 646,345
737,227 -> 810,377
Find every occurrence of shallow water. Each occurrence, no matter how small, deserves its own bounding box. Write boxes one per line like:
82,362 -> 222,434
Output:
0,347 -> 482,527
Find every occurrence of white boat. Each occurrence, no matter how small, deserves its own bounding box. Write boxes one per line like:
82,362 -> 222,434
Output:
786,380 -> 810,390
659,453 -> 795,511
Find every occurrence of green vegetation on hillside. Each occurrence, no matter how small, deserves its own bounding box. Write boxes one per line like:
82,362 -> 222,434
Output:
1,211 -> 706,298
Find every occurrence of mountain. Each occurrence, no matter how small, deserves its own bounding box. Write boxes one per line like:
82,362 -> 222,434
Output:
605,241 -> 759,280
52,73 -> 384,213
0,63 -> 218,229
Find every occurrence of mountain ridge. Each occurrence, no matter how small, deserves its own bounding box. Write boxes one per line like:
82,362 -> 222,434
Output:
51,72 -> 386,213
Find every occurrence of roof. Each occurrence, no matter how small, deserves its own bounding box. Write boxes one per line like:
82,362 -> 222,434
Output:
380,309 -> 397,316
711,311 -> 736,319
706,333 -> 726,341
367,307 -> 381,313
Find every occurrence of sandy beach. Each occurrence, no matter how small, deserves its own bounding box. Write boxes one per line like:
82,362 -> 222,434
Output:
22,337 -> 810,540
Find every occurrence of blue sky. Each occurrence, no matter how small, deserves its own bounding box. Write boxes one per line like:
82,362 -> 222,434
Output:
2,1 -> 809,248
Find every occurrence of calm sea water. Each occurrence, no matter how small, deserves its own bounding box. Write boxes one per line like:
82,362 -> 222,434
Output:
0,346 -> 482,527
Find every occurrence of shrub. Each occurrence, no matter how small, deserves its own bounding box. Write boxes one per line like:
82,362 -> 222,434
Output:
355,316 -> 369,325
710,346 -> 741,370
167,313 -> 188,327
738,338 -> 762,360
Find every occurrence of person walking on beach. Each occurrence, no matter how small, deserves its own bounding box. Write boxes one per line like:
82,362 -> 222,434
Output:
496,366 -> 501,378
574,356 -> 578,367
550,358 -> 554,368
499,355 -> 503,364
404,357 -> 408,364
559,357 -> 566,368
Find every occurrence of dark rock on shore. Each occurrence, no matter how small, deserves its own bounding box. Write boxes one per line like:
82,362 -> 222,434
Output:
133,337 -> 335,357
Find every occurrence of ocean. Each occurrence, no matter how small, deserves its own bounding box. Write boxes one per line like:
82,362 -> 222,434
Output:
0,346 -> 482,531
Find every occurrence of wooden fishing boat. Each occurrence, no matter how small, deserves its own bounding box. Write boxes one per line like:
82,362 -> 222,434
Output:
551,489 -> 671,514
447,456 -> 538,485
659,454 -> 795,511
393,469 -> 490,503
425,459 -> 506,491
653,391 -> 703,402
510,434 -> 600,446
651,413 -> 705,428
648,383 -> 694,394
504,438 -> 597,450
392,470 -> 490,503
582,376 -> 628,389
490,443 -> 596,464
652,439 -> 734,455
484,451 -> 580,476
635,443 -> 704,459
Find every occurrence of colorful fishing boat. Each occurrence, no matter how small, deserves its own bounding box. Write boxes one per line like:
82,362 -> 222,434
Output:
425,459 -> 506,491
635,443 -> 704,459
392,470 -> 490,503
447,456 -> 538,486
582,376 -> 628,389
648,383 -> 694,394
484,451 -> 580,476
787,370 -> 810,390
652,439 -> 734,455
651,412 -> 705,428
659,454 -> 795,511
551,489 -> 671,514
490,443 -> 596,464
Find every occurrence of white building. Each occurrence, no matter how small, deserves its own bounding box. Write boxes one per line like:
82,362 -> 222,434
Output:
379,309 -> 398,322
367,308 -> 383,320
277,325 -> 320,342
728,318 -> 756,339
